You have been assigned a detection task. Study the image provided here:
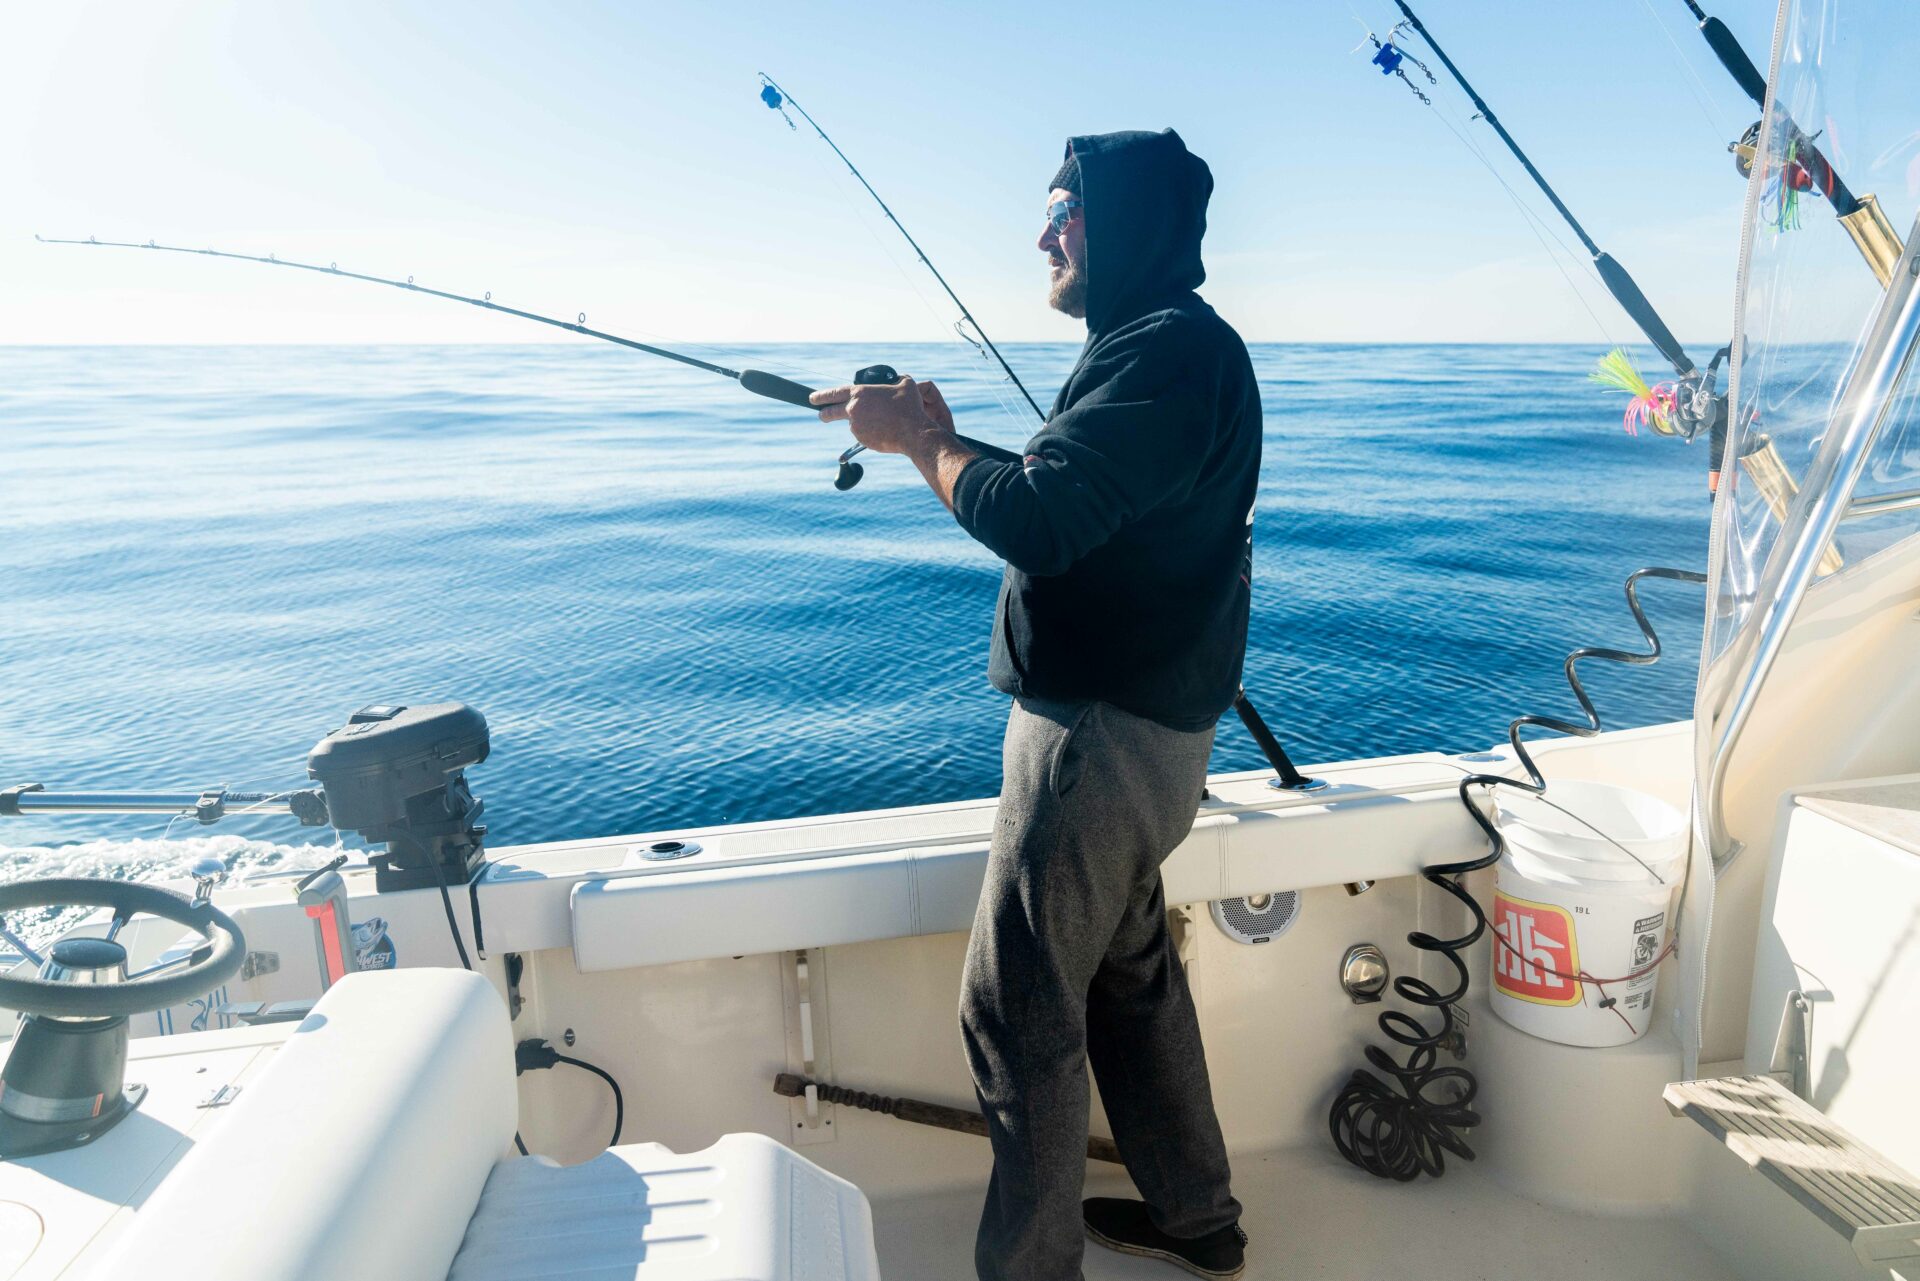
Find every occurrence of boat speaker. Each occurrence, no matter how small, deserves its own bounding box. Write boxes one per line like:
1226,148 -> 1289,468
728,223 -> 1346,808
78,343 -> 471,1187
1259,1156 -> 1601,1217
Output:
1210,891 -> 1301,945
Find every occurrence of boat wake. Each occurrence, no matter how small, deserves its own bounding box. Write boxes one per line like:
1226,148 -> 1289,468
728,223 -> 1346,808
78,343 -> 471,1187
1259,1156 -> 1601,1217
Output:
0,834 -> 344,951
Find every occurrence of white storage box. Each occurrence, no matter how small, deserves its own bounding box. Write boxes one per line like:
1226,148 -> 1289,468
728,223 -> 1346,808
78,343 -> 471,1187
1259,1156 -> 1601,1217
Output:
450,1131 -> 881,1280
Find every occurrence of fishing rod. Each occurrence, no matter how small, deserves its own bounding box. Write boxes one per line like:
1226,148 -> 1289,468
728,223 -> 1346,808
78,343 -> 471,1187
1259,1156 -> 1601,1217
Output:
759,72 -> 1047,441
1674,0 -> 1905,285
1346,11 -> 1730,1184
1385,1 -> 1704,392
759,78 -> 1333,811
36,234 -> 892,491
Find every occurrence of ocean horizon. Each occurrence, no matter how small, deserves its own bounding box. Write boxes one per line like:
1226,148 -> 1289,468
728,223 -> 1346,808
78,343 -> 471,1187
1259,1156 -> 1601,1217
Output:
1,341 -> 1713,906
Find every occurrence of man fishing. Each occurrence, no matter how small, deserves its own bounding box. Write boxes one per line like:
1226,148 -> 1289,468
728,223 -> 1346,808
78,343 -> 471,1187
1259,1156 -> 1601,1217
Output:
811,129 -> 1258,1281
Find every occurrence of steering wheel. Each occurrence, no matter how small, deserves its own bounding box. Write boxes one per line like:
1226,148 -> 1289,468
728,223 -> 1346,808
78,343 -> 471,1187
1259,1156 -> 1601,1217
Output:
0,877 -> 245,1019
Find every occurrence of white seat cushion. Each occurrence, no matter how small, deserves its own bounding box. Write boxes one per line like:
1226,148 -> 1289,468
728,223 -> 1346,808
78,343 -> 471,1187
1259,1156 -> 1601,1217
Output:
91,968 -> 516,1281
449,1132 -> 880,1280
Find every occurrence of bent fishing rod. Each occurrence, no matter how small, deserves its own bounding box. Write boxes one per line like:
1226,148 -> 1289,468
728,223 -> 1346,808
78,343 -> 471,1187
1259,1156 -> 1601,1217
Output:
759,74 -> 1042,424
759,73 -> 1046,485
756,77 -> 1332,799
1673,0 -> 1905,285
36,234 -> 892,491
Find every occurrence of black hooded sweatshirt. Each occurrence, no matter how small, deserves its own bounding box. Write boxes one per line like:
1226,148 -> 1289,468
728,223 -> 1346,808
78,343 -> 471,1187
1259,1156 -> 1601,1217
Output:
950,129 -> 1261,731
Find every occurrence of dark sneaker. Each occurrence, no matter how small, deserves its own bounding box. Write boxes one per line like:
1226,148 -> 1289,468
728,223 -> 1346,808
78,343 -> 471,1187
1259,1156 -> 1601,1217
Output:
1083,1198 -> 1247,1279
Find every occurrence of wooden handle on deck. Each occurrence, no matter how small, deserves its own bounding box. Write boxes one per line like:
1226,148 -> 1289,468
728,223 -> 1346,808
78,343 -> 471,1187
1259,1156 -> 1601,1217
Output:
773,1073 -> 1124,1165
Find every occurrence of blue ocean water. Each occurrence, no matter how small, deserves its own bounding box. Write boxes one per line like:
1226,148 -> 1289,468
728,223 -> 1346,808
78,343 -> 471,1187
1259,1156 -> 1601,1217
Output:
0,342 -> 1711,878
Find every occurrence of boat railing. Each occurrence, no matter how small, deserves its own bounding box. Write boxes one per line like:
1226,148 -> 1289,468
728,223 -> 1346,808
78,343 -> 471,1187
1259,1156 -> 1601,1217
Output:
1706,209 -> 1920,869
1844,485 -> 1920,520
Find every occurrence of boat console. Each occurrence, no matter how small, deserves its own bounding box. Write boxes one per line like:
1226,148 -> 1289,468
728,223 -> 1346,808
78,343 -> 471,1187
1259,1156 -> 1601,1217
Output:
0,704 -> 883,1278
0,876 -> 245,1160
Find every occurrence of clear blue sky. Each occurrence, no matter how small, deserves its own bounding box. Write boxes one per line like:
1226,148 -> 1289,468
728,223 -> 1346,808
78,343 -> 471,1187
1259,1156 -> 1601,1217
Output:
2,0 -> 1775,345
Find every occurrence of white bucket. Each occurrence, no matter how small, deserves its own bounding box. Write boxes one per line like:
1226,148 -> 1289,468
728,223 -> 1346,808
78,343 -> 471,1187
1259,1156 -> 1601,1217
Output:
1488,781 -> 1687,1047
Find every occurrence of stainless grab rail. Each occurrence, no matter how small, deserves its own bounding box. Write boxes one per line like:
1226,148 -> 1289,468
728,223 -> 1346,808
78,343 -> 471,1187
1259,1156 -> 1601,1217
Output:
1845,485 -> 1920,520
0,789 -> 314,819
1706,211 -> 1920,870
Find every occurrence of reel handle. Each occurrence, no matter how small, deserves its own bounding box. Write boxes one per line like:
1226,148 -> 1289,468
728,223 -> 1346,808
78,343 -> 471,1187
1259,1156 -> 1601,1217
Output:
833,364 -> 899,492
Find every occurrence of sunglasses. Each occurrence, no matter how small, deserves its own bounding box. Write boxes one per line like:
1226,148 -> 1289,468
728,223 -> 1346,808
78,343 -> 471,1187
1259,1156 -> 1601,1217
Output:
1045,199 -> 1084,235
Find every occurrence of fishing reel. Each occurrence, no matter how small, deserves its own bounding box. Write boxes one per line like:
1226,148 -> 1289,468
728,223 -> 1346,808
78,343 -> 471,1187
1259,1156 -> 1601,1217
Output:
833,364 -> 900,491
1729,120 -> 1812,191
1729,121 -> 1762,180
1669,352 -> 1728,445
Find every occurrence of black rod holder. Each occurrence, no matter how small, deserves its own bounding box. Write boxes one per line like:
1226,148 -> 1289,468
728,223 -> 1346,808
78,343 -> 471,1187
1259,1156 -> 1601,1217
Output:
1232,690 -> 1326,793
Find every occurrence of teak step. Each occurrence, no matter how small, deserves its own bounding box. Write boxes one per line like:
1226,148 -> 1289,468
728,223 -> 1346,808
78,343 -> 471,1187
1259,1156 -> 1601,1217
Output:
1665,1074 -> 1920,1266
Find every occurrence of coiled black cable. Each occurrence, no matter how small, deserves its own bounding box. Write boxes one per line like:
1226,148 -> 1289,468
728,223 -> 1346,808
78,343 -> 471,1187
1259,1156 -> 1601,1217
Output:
1329,567 -> 1707,1180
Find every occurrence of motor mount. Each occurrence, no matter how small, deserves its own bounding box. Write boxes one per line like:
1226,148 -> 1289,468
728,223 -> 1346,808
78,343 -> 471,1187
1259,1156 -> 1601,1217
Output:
306,703 -> 490,893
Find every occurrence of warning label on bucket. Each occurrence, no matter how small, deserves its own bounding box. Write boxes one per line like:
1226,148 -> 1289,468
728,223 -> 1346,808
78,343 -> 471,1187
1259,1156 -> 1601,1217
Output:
1632,931 -> 1660,968
1493,891 -> 1584,1006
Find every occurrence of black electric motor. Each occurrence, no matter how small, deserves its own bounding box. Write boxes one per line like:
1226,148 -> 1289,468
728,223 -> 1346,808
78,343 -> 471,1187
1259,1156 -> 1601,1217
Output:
307,703 -> 490,893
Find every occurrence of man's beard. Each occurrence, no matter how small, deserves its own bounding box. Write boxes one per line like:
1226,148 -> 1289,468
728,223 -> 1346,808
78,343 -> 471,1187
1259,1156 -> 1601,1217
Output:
1049,259 -> 1087,318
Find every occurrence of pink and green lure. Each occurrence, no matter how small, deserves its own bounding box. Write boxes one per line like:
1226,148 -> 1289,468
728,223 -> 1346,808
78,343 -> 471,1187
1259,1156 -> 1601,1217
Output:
1589,348 -> 1678,436
1762,137 -> 1805,232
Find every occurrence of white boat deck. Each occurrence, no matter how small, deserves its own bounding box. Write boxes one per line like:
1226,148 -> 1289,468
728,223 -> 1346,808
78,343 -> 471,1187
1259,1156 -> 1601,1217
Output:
872,1145 -> 1737,1280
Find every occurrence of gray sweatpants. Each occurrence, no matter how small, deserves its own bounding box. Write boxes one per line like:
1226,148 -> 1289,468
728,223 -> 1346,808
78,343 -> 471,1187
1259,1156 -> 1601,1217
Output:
961,695 -> 1241,1281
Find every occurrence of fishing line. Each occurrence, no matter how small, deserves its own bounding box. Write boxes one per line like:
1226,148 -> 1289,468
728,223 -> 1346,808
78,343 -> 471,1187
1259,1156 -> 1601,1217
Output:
759,74 -> 1045,427
147,756 -> 313,845
782,122 -> 1034,431
1355,6 -> 1624,348
1635,0 -> 1736,142
38,234 -> 889,491
1427,92 -> 1602,287
762,80 -> 1042,454
800,131 -> 962,339
1357,2 -> 1732,448
1420,88 -> 1624,348
1389,1 -> 1701,381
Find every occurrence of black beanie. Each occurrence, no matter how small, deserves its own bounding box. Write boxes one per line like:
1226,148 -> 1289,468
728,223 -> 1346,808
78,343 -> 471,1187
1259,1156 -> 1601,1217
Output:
1049,146 -> 1080,196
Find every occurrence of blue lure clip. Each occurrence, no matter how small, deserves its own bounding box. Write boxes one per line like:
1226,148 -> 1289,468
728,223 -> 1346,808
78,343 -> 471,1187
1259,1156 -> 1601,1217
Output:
1363,27 -> 1433,105
758,79 -> 797,130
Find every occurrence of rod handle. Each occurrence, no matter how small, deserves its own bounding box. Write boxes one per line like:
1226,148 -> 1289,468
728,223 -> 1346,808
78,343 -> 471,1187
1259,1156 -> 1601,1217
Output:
1699,16 -> 1767,107
739,368 -> 819,409
1594,254 -> 1696,378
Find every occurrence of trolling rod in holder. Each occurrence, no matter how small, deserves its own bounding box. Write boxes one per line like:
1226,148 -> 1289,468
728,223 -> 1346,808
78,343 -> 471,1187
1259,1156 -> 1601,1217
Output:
1386,1 -> 1705,394
1676,0 -> 1905,285
35,234 -> 884,491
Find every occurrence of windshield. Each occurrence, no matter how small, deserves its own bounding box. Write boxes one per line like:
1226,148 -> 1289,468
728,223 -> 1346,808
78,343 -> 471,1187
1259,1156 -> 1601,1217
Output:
1708,0 -> 1920,665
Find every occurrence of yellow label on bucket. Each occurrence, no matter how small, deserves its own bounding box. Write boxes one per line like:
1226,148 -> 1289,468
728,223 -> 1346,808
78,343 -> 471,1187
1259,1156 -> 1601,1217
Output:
1493,891 -> 1584,1006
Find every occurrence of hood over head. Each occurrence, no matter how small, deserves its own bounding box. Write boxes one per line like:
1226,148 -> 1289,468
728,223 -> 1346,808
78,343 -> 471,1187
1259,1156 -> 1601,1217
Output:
1050,129 -> 1212,333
